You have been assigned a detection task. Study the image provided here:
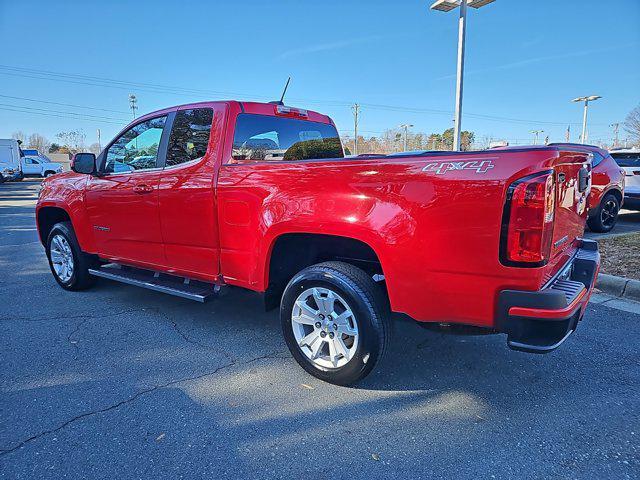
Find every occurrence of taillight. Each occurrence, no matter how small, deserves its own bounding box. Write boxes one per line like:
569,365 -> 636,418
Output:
500,171 -> 556,267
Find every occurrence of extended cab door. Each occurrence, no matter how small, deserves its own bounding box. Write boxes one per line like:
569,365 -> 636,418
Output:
157,105 -> 224,281
84,115 -> 170,266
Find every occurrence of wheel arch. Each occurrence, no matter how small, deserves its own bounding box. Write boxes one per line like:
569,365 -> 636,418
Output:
37,206 -> 72,245
263,232 -> 387,310
605,187 -> 623,205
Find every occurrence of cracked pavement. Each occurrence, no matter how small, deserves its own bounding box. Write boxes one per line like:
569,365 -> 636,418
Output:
1,180 -> 639,479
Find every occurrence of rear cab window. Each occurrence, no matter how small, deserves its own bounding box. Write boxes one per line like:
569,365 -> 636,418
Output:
230,114 -> 343,163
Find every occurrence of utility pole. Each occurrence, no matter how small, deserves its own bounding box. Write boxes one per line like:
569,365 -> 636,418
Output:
610,122 -> 620,148
352,104 -> 360,155
399,124 -> 414,152
129,94 -> 138,119
530,130 -> 544,145
97,129 -> 101,152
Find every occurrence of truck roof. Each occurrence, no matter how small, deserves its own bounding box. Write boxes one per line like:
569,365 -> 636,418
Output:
133,100 -> 333,126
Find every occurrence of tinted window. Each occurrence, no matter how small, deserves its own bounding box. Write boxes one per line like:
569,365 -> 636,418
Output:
231,114 -> 343,162
611,153 -> 640,167
104,116 -> 166,173
166,108 -> 213,167
592,152 -> 604,168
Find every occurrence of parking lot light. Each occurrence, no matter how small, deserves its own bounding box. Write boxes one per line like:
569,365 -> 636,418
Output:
572,95 -> 601,144
430,0 -> 496,151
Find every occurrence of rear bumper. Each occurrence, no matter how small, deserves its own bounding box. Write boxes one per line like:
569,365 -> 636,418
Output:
496,239 -> 600,354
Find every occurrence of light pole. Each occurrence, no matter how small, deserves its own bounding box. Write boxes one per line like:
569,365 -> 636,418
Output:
430,0 -> 495,151
572,95 -> 601,144
530,130 -> 544,145
399,124 -> 414,151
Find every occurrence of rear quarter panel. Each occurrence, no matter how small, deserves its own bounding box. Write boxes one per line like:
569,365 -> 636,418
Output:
216,148 -> 578,327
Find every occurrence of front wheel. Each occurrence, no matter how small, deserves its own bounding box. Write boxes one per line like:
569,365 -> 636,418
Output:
46,222 -> 97,290
280,261 -> 391,386
588,193 -> 620,233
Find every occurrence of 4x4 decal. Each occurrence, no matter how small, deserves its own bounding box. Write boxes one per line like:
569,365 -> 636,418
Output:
422,159 -> 495,175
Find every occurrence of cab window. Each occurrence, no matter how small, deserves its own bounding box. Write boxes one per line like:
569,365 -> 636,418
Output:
165,108 -> 213,168
231,114 -> 343,163
104,116 -> 167,173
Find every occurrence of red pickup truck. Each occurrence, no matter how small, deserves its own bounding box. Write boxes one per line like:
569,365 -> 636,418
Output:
36,101 -> 600,385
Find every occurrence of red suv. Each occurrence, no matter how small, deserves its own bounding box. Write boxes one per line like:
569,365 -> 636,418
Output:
550,144 -> 625,232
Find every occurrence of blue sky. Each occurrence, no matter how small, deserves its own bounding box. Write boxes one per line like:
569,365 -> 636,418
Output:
0,0 -> 639,147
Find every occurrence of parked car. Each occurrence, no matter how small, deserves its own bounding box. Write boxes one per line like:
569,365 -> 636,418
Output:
0,138 -> 24,182
36,101 -> 599,385
610,148 -> 640,211
21,156 -> 63,177
548,144 -> 625,232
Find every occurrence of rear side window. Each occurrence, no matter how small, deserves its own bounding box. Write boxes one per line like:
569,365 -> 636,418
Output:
231,114 -> 343,163
611,153 -> 640,167
166,108 -> 213,167
591,152 -> 604,168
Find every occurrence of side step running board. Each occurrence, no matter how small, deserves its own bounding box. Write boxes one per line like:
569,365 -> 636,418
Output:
89,264 -> 219,302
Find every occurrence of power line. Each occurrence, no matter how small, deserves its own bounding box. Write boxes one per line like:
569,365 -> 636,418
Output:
0,64 -> 611,128
0,102 -> 129,122
0,106 -> 127,125
0,94 -> 129,114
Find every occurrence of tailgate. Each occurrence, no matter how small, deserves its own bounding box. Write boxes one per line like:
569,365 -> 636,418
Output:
549,150 -> 591,261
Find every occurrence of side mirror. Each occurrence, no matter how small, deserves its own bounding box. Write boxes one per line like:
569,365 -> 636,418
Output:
71,153 -> 96,175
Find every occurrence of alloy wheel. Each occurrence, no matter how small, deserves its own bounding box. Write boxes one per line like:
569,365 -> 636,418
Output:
291,287 -> 359,369
600,199 -> 618,228
50,234 -> 74,283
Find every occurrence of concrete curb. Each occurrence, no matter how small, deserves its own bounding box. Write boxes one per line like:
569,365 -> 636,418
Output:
596,273 -> 640,302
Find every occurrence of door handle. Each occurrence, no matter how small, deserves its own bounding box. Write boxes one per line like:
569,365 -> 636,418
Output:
133,184 -> 154,194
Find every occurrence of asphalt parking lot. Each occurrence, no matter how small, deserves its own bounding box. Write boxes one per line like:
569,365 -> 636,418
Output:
1,180 -> 639,479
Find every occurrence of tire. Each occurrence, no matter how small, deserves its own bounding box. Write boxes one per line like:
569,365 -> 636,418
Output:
46,221 -> 97,291
280,261 -> 391,386
0,174 -> 5,184
44,171 -> 56,178
587,192 -> 620,233
15,173 -> 23,181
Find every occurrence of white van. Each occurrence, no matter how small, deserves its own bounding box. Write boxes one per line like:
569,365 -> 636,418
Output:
0,139 -> 24,182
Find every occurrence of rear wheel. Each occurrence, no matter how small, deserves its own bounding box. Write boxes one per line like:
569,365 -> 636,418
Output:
280,261 -> 390,386
46,222 -> 97,290
588,193 -> 620,233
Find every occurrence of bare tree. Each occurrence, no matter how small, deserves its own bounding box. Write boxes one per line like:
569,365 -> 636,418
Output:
624,105 -> 640,145
88,143 -> 102,155
11,131 -> 26,143
55,130 -> 86,154
27,133 -> 51,153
